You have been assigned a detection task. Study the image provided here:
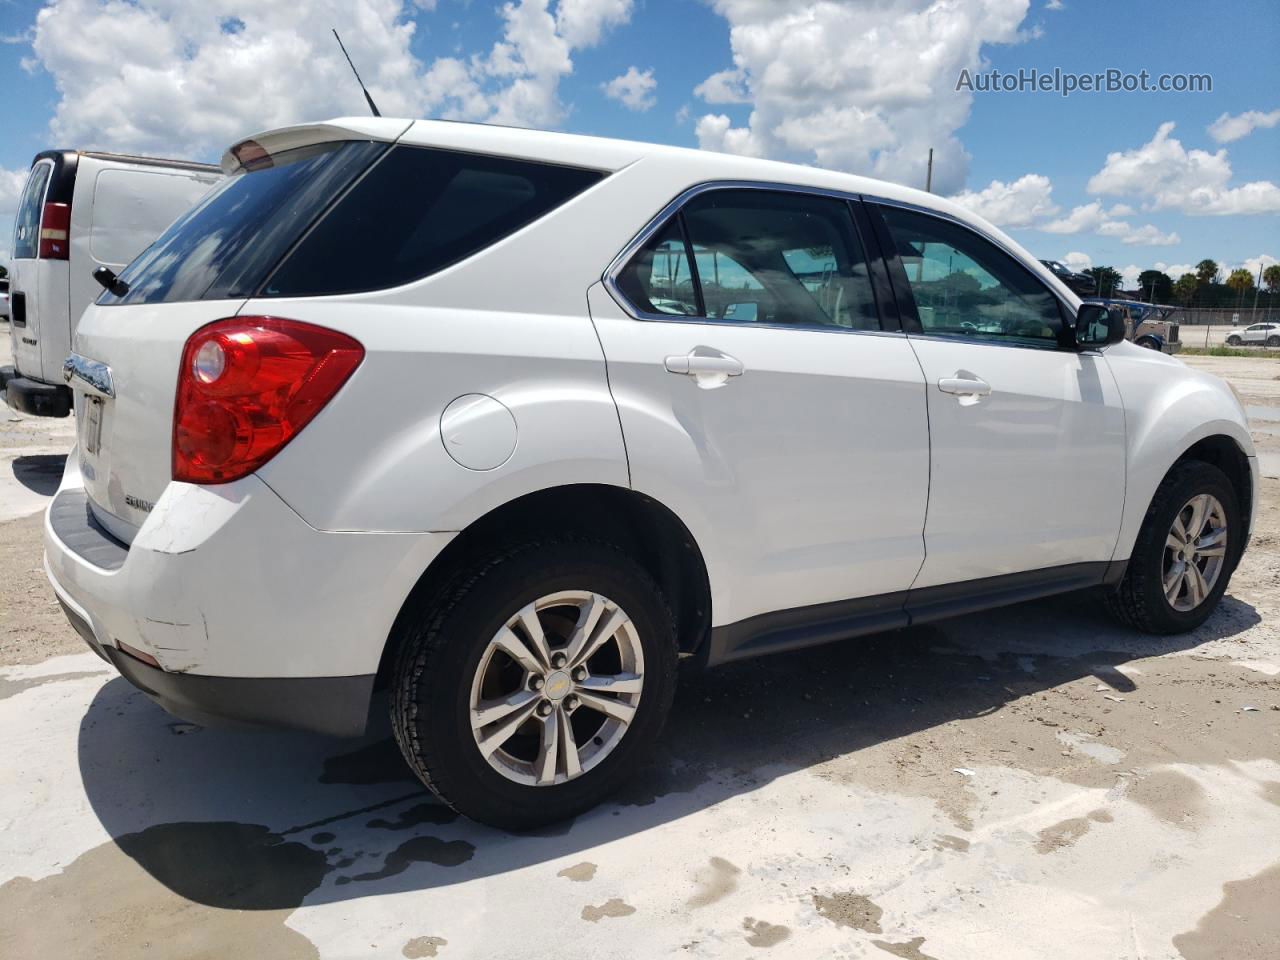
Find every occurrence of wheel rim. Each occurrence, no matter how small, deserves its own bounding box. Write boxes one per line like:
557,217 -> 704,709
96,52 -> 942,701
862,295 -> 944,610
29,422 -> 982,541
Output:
469,590 -> 644,786
1162,494 -> 1228,612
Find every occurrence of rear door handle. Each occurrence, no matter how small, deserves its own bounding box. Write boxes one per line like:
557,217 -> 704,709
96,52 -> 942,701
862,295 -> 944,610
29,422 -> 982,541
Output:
938,375 -> 990,397
664,353 -> 744,377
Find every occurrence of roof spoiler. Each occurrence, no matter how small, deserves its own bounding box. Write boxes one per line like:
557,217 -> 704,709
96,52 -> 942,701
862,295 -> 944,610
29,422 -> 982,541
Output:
220,118 -> 412,174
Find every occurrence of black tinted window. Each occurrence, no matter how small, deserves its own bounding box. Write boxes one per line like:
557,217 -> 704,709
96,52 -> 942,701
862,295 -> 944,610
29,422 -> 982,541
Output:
102,141 -> 384,305
12,162 -> 52,260
881,205 -> 1063,347
265,147 -> 604,297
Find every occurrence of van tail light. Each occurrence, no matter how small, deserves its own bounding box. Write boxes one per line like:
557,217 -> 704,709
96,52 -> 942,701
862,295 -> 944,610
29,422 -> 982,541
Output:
174,317 -> 363,484
38,202 -> 70,259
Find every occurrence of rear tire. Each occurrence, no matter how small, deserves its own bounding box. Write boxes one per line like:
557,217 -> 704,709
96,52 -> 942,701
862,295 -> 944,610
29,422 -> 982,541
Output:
1267,335 -> 1280,348
390,539 -> 677,829
1107,461 -> 1240,634
1135,336 -> 1159,350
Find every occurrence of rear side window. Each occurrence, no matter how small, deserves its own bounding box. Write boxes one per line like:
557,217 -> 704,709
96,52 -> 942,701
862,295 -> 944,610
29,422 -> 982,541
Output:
263,147 -> 604,297
12,161 -> 52,260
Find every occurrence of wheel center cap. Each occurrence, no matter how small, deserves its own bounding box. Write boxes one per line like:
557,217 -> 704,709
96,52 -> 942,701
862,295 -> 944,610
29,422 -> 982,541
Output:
544,671 -> 573,701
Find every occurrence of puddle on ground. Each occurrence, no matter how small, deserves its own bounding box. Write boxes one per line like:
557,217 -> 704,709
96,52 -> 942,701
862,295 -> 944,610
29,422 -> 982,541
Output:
1127,769 -> 1206,830
0,821 -> 327,959
1172,862 -> 1280,960
0,670 -> 108,701
336,835 -> 475,885
743,917 -> 790,947
581,897 -> 636,922
687,856 -> 740,908
557,862 -> 597,882
812,891 -> 883,933
872,936 -> 940,960
402,934 -> 448,957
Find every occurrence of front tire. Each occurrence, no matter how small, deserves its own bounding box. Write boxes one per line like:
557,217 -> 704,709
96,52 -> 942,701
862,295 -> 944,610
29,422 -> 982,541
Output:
1108,461 -> 1240,634
391,539 -> 677,829
1226,335 -> 1242,346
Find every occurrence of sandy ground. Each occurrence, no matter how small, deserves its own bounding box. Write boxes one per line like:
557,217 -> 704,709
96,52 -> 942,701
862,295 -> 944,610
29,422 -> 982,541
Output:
1,324 -> 1277,960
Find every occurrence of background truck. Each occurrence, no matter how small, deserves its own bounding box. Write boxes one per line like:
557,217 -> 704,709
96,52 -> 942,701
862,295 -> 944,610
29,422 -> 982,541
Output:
2,150 -> 220,417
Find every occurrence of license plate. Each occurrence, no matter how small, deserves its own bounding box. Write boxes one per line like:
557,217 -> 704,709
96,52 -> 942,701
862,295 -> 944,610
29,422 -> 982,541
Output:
82,396 -> 103,455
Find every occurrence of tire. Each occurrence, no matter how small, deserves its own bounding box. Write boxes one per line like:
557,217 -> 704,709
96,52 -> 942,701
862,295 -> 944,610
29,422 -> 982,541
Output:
1135,336 -> 1159,350
1107,461 -> 1241,634
1267,336 -> 1280,348
391,538 -> 677,829
1226,335 -> 1242,346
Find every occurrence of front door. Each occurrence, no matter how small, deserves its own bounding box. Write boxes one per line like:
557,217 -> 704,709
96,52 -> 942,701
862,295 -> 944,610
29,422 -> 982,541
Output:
869,201 -> 1126,589
589,187 -> 930,629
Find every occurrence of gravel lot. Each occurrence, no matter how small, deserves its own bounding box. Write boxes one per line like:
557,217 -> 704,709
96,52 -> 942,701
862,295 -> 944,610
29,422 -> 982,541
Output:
1,323 -> 1277,960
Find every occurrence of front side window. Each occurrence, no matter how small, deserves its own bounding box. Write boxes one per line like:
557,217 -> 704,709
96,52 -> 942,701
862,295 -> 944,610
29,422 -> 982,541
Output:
880,205 -> 1063,347
12,161 -> 52,260
613,188 -> 880,330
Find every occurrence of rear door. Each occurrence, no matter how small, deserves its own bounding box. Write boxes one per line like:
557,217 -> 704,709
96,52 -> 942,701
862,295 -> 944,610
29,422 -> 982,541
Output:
590,187 -> 930,629
7,159 -> 55,378
867,201 -> 1126,589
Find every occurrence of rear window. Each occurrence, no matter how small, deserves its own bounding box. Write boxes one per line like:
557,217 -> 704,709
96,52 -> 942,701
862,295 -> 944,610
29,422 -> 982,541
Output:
102,141 -> 384,305
12,161 -> 52,260
100,141 -> 603,306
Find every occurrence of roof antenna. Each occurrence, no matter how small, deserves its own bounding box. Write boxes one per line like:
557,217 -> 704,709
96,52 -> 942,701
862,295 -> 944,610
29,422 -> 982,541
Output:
332,28 -> 382,117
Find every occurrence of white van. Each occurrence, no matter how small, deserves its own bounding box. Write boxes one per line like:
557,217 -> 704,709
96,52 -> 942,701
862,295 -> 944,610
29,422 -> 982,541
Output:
2,150 -> 220,416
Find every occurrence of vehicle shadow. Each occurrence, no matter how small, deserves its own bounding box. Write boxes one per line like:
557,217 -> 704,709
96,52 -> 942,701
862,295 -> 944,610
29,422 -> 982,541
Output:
75,588 -> 1261,913
12,453 -> 66,496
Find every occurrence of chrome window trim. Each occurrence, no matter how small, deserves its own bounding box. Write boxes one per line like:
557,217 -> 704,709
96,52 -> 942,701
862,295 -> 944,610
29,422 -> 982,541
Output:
601,179 -> 1076,334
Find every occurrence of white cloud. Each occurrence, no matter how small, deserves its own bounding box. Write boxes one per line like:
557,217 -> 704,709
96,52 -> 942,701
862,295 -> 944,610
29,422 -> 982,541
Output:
1119,264 -> 1142,288
1230,253 -> 1278,279
1061,251 -> 1091,271
1207,108 -> 1280,144
1095,221 -> 1180,246
1041,201 -> 1109,234
24,0 -> 633,159
602,66 -> 656,112
1087,122 -> 1280,216
948,173 -> 1058,228
692,0 -> 1033,193
0,166 -> 26,219
1045,0 -> 1064,8
1155,262 -> 1195,278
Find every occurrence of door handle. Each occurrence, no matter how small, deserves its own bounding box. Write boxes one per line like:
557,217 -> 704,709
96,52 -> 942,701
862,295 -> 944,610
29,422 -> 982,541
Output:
938,375 -> 991,397
664,353 -> 744,377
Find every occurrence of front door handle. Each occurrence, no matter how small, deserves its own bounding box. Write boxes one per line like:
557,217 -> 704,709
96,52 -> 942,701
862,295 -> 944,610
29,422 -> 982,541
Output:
664,352 -> 744,378
938,374 -> 991,397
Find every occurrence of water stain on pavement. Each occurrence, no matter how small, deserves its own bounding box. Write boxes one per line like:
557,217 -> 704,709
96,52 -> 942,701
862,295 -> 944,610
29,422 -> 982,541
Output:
812,891 -> 883,933
872,936 -> 939,960
367,802 -> 458,830
934,834 -> 970,852
557,862 -> 597,882
0,670 -> 107,701
1172,862 -> 1280,960
1128,769 -> 1206,830
687,856 -> 740,908
0,822 -> 327,959
1035,816 -> 1092,854
581,897 -> 636,922
402,934 -> 448,957
337,835 -> 475,885
742,917 -> 790,947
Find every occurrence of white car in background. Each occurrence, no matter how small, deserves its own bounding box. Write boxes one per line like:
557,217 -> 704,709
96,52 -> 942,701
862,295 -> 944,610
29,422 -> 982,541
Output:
45,118 -> 1258,828
1226,322 -> 1280,347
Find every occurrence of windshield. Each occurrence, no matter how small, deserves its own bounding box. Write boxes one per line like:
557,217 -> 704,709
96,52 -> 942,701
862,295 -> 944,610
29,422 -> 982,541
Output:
99,140 -> 386,305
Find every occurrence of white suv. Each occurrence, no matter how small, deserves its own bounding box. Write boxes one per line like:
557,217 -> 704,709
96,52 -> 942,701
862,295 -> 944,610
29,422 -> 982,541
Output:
45,118 -> 1258,828
1226,323 -> 1280,347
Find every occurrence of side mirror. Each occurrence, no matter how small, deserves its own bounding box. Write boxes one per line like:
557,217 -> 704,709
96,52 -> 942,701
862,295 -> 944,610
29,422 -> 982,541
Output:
1074,303 -> 1125,348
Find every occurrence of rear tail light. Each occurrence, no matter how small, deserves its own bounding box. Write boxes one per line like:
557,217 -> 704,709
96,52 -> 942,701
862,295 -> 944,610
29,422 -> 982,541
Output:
174,317 -> 363,484
38,202 -> 70,260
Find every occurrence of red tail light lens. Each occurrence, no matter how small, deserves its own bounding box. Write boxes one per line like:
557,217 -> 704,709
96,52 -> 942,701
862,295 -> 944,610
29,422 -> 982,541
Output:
174,317 -> 363,484
39,202 -> 70,259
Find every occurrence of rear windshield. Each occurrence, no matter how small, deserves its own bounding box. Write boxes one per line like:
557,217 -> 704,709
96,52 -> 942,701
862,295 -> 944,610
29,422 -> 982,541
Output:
102,141 -> 384,305
100,141 -> 604,305
12,161 -> 53,260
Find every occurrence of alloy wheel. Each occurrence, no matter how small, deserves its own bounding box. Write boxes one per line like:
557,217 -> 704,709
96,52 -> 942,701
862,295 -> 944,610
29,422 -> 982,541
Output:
469,590 -> 644,786
1162,493 -> 1228,612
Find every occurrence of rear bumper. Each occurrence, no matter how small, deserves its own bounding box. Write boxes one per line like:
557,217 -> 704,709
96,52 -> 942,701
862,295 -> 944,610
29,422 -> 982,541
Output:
44,453 -> 453,736
2,365 -> 72,417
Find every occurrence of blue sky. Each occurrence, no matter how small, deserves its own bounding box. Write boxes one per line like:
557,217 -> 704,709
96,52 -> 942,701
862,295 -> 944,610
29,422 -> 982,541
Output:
1,0 -> 1276,283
